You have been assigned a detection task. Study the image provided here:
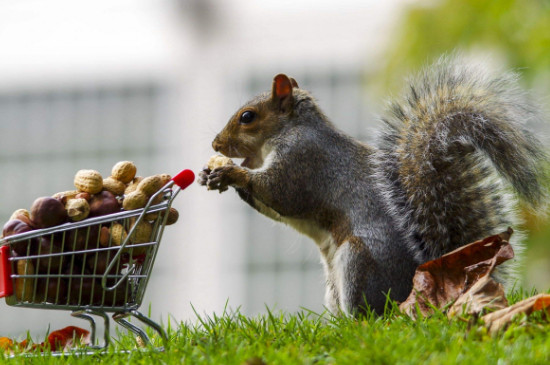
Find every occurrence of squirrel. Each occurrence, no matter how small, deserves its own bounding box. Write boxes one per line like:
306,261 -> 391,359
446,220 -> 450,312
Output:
198,55 -> 548,315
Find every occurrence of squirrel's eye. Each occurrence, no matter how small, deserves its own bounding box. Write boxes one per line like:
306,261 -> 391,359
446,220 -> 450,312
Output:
239,110 -> 256,124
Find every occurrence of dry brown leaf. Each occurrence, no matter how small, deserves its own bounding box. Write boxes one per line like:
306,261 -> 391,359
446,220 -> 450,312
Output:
399,228 -> 514,318
482,293 -> 550,334
1,326 -> 90,354
447,274 -> 508,318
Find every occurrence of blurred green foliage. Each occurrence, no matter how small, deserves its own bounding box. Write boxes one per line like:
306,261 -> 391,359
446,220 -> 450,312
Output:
379,0 -> 550,92
377,0 -> 550,291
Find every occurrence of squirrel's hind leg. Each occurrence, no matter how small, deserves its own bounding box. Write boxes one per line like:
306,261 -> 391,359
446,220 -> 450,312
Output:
328,237 -> 388,315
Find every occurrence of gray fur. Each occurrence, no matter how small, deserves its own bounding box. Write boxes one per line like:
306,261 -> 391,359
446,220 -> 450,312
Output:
205,56 -> 548,314
375,56 -> 548,283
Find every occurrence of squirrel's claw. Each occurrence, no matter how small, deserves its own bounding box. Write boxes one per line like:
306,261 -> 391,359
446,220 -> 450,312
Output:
197,168 -> 210,186
206,166 -> 232,193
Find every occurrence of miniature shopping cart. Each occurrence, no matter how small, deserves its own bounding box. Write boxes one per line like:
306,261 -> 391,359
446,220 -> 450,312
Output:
0,169 -> 195,354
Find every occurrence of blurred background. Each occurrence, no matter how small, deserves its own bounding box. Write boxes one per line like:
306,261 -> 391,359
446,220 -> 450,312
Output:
1,0 -> 549,339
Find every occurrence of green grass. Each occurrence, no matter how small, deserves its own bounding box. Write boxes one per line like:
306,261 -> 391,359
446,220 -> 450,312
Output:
2,292 -> 550,364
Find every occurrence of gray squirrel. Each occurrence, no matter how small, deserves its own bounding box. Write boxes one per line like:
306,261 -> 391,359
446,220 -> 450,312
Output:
198,56 -> 548,315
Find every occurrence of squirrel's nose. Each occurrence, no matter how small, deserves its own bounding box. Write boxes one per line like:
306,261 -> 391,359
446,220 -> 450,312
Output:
212,137 -> 221,152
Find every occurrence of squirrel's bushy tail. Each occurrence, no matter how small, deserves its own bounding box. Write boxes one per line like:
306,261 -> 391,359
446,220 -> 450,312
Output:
376,55 -> 548,279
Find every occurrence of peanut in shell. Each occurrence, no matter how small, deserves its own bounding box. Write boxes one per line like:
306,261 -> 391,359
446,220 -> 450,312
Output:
129,220 -> 153,244
111,161 -> 137,184
103,176 -> 126,196
65,198 -> 90,222
124,176 -> 144,195
109,223 -> 128,246
207,155 -> 234,170
123,190 -> 148,211
15,259 -> 35,302
74,169 -> 103,194
52,190 -> 80,205
137,175 -> 163,197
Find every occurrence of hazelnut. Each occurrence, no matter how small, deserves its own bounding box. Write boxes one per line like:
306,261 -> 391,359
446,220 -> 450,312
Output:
67,226 -> 99,251
30,197 -> 68,229
2,219 -> 34,255
89,191 -> 120,217
36,277 -> 67,304
165,207 -> 179,225
36,236 -> 65,273
99,226 -> 110,247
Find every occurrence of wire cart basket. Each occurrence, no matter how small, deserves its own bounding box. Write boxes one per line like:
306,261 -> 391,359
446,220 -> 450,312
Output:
0,169 -> 195,355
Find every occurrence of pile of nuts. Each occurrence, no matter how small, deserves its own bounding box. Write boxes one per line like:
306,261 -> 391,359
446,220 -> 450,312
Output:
1,161 -> 179,305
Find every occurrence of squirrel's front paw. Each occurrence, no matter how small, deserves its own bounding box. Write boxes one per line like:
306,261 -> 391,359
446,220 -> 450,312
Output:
206,165 -> 249,193
197,167 -> 210,186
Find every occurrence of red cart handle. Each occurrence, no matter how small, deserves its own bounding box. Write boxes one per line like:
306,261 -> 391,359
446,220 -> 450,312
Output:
172,169 -> 195,190
0,245 -> 13,298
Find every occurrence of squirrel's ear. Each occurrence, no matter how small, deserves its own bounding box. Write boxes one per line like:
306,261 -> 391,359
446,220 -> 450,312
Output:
272,74 -> 294,113
290,78 -> 299,88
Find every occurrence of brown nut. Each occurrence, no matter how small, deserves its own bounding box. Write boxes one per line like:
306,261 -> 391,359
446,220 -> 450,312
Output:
99,226 -> 110,247
2,219 -> 34,255
122,190 -> 148,211
109,223 -> 128,246
74,169 -> 103,194
66,198 -> 90,222
112,161 -> 137,184
30,197 -> 68,229
36,277 -> 67,304
89,191 -> 120,217
75,192 -> 92,201
15,259 -> 35,302
137,175 -> 163,197
85,250 -> 114,276
67,226 -> 99,251
68,277 -> 97,305
3,219 -> 33,238
102,176 -> 126,196
124,176 -> 144,195
165,207 -> 179,225
36,236 -> 65,273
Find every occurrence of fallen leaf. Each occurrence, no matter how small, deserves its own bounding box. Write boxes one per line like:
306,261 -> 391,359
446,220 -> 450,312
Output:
482,293 -> 550,334
447,274 -> 508,318
0,337 -> 14,351
1,326 -> 90,355
399,228 -> 514,318
46,326 -> 91,352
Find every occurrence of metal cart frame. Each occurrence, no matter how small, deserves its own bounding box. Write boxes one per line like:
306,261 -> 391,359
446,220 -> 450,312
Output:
0,169 -> 194,355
